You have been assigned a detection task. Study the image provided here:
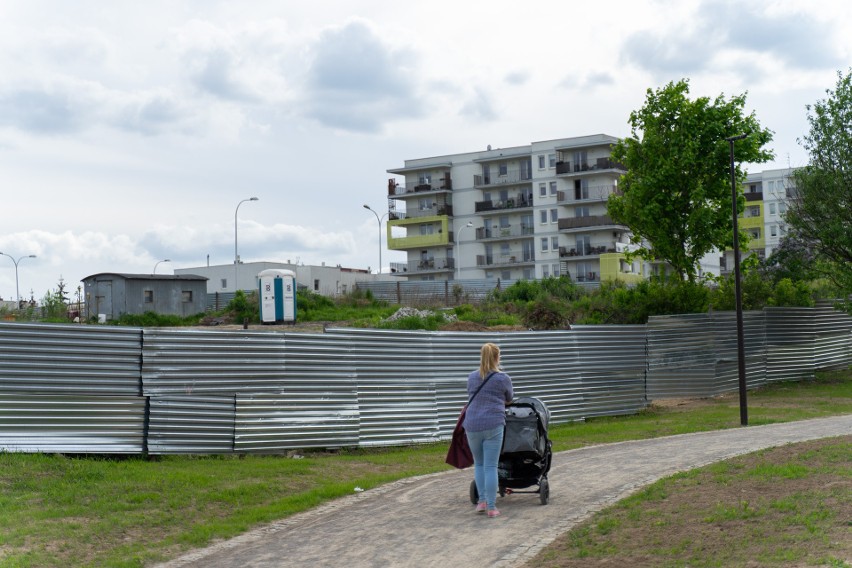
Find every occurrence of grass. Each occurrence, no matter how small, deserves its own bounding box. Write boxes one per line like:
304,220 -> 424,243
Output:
0,368 -> 849,567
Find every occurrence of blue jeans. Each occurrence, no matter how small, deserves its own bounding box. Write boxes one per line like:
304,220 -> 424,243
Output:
466,425 -> 504,509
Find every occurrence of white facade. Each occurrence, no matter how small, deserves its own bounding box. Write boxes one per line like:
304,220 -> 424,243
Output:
386,135 -> 645,284
175,261 -> 380,297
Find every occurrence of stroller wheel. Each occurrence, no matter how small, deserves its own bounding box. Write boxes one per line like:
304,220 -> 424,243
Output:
469,480 -> 479,505
539,478 -> 550,505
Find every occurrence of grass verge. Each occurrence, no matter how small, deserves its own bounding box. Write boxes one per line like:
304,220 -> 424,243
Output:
0,368 -> 849,567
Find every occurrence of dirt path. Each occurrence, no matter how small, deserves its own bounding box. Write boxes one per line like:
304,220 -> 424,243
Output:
155,415 -> 852,568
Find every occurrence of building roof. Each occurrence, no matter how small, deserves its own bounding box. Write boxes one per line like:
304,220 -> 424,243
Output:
82,273 -> 208,282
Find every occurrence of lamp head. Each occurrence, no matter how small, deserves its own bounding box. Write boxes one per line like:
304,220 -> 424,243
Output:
250,197 -> 259,201
466,222 -> 473,227
362,204 -> 370,210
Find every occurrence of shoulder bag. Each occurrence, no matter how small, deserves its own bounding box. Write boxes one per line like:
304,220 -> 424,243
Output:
445,371 -> 496,469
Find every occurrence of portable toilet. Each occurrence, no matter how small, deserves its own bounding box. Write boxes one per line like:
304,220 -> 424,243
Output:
258,269 -> 297,324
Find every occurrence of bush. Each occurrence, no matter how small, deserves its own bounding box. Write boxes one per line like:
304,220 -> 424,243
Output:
111,311 -> 205,327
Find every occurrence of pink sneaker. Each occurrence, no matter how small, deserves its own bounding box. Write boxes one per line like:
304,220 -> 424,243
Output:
487,508 -> 501,518
475,502 -> 487,513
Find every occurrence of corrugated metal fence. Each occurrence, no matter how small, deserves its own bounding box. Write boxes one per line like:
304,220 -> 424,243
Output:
1,305 -> 849,455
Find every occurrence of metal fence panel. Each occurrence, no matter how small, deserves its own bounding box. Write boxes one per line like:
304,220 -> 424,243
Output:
0,395 -> 145,453
572,325 -> 648,417
142,328 -> 286,395
147,395 -> 236,454
0,322 -> 142,395
711,311 -> 767,394
764,308 -> 817,382
812,303 -> 852,370
646,314 -> 717,399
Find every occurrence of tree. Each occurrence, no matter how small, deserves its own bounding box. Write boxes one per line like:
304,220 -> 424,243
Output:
786,69 -> 852,313
609,79 -> 774,281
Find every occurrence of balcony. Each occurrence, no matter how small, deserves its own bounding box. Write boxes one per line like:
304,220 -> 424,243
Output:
474,194 -> 534,213
387,177 -> 453,198
389,258 -> 455,274
559,243 -> 618,257
744,191 -> 763,202
475,225 -> 535,241
476,252 -> 535,267
558,215 -> 627,232
473,171 -> 533,188
556,185 -> 619,204
389,204 -> 453,220
555,158 -> 625,176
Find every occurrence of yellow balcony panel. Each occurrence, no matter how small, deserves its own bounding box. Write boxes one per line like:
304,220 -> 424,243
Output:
388,232 -> 450,250
739,216 -> 763,229
389,215 -> 446,227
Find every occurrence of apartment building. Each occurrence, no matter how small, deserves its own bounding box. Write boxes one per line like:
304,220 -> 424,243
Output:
385,135 -> 645,284
720,168 -> 796,275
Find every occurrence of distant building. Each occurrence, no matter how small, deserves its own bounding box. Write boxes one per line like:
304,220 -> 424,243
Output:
385,135 -> 720,284
82,273 -> 208,321
175,261 -> 382,298
720,168 -> 797,275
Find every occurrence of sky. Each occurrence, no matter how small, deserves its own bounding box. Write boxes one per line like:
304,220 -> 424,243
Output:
0,0 -> 849,303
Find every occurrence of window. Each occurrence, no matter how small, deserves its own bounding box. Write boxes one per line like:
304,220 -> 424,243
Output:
552,263 -> 560,276
501,270 -> 511,280
314,279 -> 320,291
576,235 -> 590,255
523,268 -> 534,279
419,198 -> 433,211
549,181 -> 557,195
548,154 -> 556,168
770,225 -> 777,237
181,291 -> 193,303
574,179 -> 589,200
541,238 -> 549,252
539,183 -> 547,197
499,163 -> 508,176
575,206 -> 590,217
551,236 -> 559,250
143,290 -> 153,303
550,209 -> 558,223
542,265 -> 550,278
540,210 -> 548,224
220,278 -> 227,289
747,205 -> 760,217
419,173 -> 432,185
538,155 -> 545,169
769,203 -> 776,215
779,202 -> 786,214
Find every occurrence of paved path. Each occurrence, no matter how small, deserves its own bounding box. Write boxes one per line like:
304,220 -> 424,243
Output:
156,415 -> 851,568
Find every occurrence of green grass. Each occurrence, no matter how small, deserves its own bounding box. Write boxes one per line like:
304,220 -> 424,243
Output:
0,368 -> 849,567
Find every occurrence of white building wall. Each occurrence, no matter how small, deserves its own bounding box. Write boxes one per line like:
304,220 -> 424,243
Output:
175,262 -> 380,297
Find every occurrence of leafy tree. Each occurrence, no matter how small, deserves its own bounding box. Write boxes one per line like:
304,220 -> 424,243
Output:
786,69 -> 852,313
609,79 -> 774,281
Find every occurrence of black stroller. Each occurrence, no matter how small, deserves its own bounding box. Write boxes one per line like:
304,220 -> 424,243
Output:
469,396 -> 553,505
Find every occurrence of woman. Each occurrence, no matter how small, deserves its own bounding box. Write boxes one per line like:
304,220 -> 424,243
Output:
464,342 -> 514,518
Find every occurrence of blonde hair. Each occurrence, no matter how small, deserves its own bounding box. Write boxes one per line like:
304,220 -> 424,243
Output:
479,342 -> 501,379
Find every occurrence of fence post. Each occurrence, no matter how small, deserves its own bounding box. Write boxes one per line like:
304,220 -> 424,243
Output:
396,281 -> 402,305
445,280 -> 449,305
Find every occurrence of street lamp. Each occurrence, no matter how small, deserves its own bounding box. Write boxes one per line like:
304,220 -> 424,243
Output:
727,133 -> 749,427
234,197 -> 259,293
153,259 -> 171,274
0,252 -> 37,307
456,221 -> 474,280
363,205 -> 387,274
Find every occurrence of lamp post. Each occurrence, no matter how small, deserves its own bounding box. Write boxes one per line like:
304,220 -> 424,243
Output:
456,221 -> 473,280
727,133 -> 749,426
234,197 -> 259,293
363,205 -> 387,274
0,252 -> 37,307
153,259 -> 171,274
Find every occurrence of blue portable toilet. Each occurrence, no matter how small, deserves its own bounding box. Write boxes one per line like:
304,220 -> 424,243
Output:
258,269 -> 297,324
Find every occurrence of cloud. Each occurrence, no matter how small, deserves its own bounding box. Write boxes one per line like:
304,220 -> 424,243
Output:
558,72 -> 616,90
459,86 -> 497,121
302,20 -> 424,132
504,71 -> 530,86
620,1 -> 842,79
